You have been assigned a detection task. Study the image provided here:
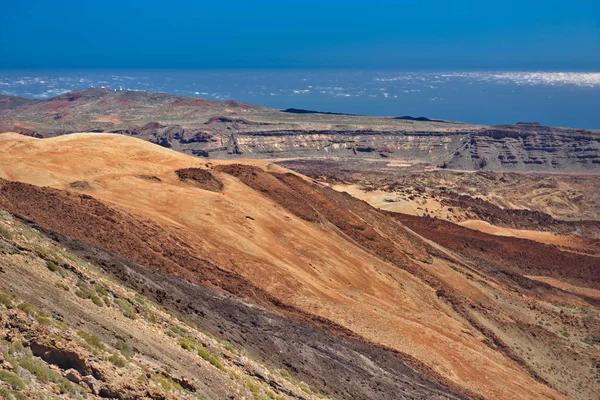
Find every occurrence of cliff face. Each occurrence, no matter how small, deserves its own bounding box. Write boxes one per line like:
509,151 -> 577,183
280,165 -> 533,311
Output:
443,123 -> 600,171
1,90 -> 599,171
208,131 -> 469,162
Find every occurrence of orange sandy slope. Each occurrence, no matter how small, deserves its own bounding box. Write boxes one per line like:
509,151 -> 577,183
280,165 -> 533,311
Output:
0,133 -> 565,399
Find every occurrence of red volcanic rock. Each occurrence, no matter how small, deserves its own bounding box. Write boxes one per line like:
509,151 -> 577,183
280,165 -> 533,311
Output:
173,99 -> 219,107
223,100 -> 256,110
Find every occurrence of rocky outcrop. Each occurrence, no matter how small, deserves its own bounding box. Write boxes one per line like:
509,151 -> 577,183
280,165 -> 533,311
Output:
442,123 -> 600,171
1,89 -> 598,171
175,168 -> 223,192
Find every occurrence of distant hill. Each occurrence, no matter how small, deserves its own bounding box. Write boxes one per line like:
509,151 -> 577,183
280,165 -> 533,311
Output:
1,88 -> 598,171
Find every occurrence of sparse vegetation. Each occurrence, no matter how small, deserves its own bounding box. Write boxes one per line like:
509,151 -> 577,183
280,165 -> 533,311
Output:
46,260 -> 59,272
178,337 -> 194,351
16,302 -> 36,315
54,282 -> 70,291
197,346 -> 224,371
77,330 -> 106,351
0,292 -> 13,308
95,284 -> 108,297
0,224 -> 13,240
0,370 -> 26,390
19,356 -> 61,384
115,340 -> 135,359
151,374 -> 182,392
75,281 -> 95,300
114,298 -> 136,319
109,353 -> 127,367
298,382 -> 311,394
169,325 -> 188,336
134,294 -> 146,304
91,295 -> 104,307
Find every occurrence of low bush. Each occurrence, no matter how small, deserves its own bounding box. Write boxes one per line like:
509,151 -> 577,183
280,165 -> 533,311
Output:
75,281 -> 95,300
46,260 -> 60,272
0,370 -> 26,390
151,374 -> 182,392
178,337 -> 194,351
0,225 -> 13,240
0,293 -> 13,308
16,302 -> 36,315
109,353 -> 127,368
115,340 -> 134,359
77,331 -> 106,351
114,298 -> 136,319
95,284 -> 108,296
91,295 -> 104,307
19,356 -> 61,384
54,282 -> 70,291
197,346 -> 224,371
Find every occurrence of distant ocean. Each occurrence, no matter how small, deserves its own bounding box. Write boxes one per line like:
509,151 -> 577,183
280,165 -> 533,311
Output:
1,69 -> 599,129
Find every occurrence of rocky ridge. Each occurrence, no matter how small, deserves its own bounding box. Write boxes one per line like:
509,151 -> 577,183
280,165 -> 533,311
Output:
1,89 -> 598,171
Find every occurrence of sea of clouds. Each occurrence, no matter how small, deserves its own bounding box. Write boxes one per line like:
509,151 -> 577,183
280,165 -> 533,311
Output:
1,71 -> 599,100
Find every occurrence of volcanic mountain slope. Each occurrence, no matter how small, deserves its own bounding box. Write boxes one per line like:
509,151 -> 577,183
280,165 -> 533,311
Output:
0,211 -> 326,400
0,133 -> 598,399
280,158 -> 600,249
1,89 -> 599,171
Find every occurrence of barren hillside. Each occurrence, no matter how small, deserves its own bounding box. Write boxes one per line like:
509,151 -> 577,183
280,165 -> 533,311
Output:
0,133 -> 598,399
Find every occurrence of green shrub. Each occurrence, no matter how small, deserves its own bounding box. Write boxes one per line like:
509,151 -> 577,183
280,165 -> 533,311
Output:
59,379 -> 74,395
54,282 -> 70,291
77,331 -> 106,351
0,293 -> 13,308
178,337 -> 194,351
35,315 -> 54,325
95,284 -> 108,296
109,353 -> 127,368
197,346 -> 224,371
114,298 -> 136,319
3,389 -> 28,400
151,374 -> 182,392
134,294 -> 146,305
19,356 -> 61,384
141,309 -> 157,323
165,330 -> 176,338
0,370 -> 26,389
46,260 -> 59,272
298,382 -> 311,394
169,325 -> 188,336
115,340 -> 134,359
0,225 -> 13,240
16,302 -> 36,315
91,295 -> 104,307
7,340 -> 24,356
245,379 -> 262,400
75,281 -> 95,300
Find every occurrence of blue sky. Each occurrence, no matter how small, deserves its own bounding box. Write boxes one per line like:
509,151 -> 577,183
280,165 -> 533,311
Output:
0,0 -> 598,69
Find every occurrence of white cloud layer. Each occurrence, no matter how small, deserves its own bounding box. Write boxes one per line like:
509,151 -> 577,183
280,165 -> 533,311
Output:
374,72 -> 600,87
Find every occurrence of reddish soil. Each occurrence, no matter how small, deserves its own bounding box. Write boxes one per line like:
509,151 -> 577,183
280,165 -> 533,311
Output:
33,221 -> 470,400
0,178 -> 474,400
392,213 -> 600,289
218,165 -> 420,267
173,99 -> 219,107
175,168 -> 223,192
0,134 -> 586,400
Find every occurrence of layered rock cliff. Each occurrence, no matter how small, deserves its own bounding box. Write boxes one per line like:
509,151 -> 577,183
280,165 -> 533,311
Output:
1,89 -> 598,171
